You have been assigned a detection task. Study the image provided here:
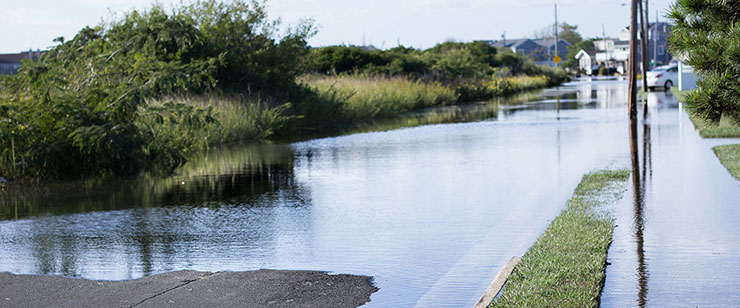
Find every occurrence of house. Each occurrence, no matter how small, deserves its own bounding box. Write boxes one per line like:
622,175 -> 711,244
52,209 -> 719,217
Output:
481,38 -> 571,66
575,49 -> 597,74
593,38 -> 630,74
579,22 -> 673,75
647,22 -> 673,66
0,50 -> 43,75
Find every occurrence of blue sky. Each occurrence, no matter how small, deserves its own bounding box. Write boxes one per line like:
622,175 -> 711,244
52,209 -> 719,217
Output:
2,0 -> 676,53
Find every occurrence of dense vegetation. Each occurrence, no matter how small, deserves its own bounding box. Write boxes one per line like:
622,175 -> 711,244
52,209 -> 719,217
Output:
0,0 -> 566,181
0,0 -> 310,179
302,42 -> 566,103
668,0 -> 740,124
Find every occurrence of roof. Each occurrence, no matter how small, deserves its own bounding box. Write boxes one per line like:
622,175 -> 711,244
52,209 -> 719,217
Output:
0,53 -> 30,64
485,38 -> 529,48
575,49 -> 597,59
484,38 -> 571,49
532,39 -> 572,48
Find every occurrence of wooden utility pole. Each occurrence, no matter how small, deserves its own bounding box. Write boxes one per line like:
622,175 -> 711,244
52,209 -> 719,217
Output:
554,4 -> 559,58
640,0 -> 649,92
628,0 -> 639,119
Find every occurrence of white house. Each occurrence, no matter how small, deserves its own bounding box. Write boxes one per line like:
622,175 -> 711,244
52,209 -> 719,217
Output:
593,38 -> 629,74
575,49 -> 596,75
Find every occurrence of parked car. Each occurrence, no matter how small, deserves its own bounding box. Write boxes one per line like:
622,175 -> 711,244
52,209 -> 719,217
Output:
646,65 -> 678,91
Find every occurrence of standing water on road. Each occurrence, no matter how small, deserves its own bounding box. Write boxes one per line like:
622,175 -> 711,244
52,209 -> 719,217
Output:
0,79 -> 681,307
601,91 -> 740,307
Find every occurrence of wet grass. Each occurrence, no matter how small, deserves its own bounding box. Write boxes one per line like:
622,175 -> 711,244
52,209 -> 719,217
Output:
713,144 -> 740,181
672,89 -> 740,138
489,169 -> 630,308
687,112 -> 740,138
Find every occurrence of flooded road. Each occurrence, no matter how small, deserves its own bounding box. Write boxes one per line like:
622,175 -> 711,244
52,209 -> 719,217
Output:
2,79 -> 735,307
601,92 -> 740,307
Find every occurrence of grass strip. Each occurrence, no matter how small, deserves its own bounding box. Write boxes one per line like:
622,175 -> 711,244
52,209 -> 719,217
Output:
490,169 -> 630,308
672,89 -> 740,138
686,111 -> 740,138
713,144 -> 740,181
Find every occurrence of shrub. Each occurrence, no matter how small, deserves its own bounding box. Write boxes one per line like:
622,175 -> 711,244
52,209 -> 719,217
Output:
0,0 -> 313,180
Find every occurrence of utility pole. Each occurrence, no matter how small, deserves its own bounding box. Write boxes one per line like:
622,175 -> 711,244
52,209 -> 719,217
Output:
603,24 -> 611,70
645,0 -> 650,68
654,11 -> 658,66
640,0 -> 649,92
554,3 -> 559,59
629,0 -> 638,119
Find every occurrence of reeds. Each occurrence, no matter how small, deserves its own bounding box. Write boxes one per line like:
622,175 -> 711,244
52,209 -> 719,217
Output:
302,74 -> 458,122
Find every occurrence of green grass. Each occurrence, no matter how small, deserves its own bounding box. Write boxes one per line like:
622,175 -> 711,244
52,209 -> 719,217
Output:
490,169 -> 630,308
301,74 -> 458,122
713,144 -> 740,181
673,88 -> 740,138
688,113 -> 740,138
145,94 -> 292,145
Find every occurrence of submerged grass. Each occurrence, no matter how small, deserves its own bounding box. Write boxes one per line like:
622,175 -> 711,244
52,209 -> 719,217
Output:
713,144 -> 740,181
490,169 -> 630,308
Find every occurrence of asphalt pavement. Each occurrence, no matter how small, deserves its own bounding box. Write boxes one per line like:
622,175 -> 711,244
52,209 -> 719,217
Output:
0,270 -> 377,308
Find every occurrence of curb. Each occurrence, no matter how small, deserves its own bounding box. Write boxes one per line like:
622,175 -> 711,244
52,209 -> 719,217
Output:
473,256 -> 520,308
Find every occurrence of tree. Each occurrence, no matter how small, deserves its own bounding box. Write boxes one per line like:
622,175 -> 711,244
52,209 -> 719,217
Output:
668,0 -> 740,123
533,22 -> 583,45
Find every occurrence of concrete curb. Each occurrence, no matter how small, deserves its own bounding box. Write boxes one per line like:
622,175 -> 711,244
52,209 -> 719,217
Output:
473,256 -> 520,308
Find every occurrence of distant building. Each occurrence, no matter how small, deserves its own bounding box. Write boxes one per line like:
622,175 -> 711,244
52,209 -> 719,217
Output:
480,38 -> 571,66
0,50 -> 43,75
575,22 -> 672,75
575,49 -> 597,74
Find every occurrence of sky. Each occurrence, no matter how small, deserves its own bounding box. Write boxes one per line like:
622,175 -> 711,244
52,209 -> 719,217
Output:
1,0 -> 677,53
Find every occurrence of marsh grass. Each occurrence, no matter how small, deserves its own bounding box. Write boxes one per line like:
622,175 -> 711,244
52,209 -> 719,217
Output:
146,94 -> 292,144
302,74 -> 458,121
490,169 -> 630,308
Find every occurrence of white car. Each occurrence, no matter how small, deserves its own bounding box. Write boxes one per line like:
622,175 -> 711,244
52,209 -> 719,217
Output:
646,65 -> 678,91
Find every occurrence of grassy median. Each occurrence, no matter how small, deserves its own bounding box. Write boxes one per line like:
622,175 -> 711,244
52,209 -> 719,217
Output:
713,144 -> 740,181
489,169 -> 630,308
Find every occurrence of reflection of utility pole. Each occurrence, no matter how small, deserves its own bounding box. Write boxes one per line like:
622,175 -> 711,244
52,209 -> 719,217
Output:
628,0 -> 638,119
630,121 -> 648,308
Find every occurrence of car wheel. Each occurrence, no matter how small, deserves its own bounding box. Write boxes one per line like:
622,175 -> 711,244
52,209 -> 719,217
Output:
664,80 -> 673,90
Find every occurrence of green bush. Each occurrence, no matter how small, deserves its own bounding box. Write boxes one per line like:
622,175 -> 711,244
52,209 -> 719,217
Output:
0,0 -> 312,180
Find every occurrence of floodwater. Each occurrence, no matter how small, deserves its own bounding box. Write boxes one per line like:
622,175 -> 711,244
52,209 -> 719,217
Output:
1,79 -> 735,307
600,91 -> 740,307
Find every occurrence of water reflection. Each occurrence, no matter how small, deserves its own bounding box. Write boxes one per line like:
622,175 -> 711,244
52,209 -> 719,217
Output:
630,117 -> 650,307
0,145 -> 301,220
